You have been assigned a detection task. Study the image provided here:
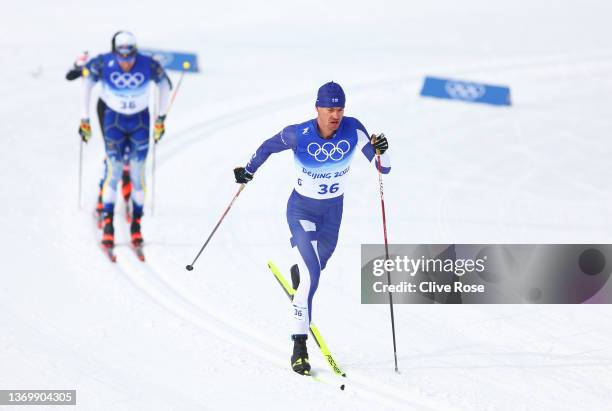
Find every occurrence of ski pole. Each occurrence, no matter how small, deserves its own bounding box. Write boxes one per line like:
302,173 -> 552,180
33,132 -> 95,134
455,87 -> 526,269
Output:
186,184 -> 245,271
165,61 -> 189,116
78,139 -> 84,209
150,85 -> 158,216
373,135 -> 399,373
151,137 -> 157,215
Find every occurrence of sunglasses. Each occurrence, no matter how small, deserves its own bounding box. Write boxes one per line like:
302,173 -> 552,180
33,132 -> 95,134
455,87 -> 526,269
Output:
115,46 -> 136,63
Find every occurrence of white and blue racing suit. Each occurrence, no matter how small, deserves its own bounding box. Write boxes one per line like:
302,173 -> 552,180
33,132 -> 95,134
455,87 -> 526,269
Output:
245,116 -> 391,336
82,53 -> 171,216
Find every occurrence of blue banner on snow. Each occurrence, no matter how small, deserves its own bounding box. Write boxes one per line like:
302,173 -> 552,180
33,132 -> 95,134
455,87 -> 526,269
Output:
140,49 -> 200,73
420,76 -> 511,106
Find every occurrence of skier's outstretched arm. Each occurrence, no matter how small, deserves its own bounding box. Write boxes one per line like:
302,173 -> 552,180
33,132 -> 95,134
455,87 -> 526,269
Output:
78,56 -> 102,143
157,78 -> 171,116
151,61 -> 172,142
81,77 -> 95,119
153,60 -> 172,116
234,126 -> 297,183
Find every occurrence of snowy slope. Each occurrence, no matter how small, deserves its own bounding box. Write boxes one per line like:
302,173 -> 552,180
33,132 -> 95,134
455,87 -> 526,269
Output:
2,0 -> 612,410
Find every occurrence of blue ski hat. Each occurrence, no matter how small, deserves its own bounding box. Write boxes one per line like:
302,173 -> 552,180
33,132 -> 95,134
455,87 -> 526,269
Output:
316,81 -> 346,108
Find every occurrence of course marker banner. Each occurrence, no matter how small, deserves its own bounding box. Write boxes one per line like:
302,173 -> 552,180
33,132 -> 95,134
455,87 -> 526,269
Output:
420,76 -> 511,106
140,49 -> 199,73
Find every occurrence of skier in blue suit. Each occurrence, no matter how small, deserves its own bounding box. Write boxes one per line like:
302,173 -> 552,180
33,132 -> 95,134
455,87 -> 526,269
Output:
234,81 -> 391,374
79,31 -> 171,249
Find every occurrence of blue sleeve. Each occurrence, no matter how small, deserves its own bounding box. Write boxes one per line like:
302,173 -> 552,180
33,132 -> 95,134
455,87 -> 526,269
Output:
353,117 -> 391,174
245,125 -> 297,174
84,54 -> 105,82
150,58 -> 172,88
354,119 -> 376,161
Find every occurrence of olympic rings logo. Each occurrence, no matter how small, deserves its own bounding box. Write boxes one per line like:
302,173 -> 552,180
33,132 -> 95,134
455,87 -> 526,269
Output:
445,81 -> 486,101
307,140 -> 351,162
110,72 -> 145,89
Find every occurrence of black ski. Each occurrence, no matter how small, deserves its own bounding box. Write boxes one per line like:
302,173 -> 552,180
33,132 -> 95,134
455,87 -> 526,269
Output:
133,244 -> 145,262
101,244 -> 117,262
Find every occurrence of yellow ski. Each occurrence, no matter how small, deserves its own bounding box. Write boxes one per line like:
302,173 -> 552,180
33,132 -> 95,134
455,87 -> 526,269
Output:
268,260 -> 347,378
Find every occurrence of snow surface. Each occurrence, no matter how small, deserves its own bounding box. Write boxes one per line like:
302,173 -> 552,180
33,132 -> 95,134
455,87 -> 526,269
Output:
2,0 -> 612,410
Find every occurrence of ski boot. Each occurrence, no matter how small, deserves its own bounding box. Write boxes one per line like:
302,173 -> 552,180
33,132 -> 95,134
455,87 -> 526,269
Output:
130,212 -> 145,261
101,212 -> 115,248
291,334 -> 311,375
121,167 -> 132,222
95,190 -> 104,229
130,212 -> 143,246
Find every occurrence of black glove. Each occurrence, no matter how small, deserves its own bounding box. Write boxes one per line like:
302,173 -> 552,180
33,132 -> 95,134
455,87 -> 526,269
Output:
234,167 -> 253,184
371,133 -> 388,155
66,51 -> 89,81
65,67 -> 83,81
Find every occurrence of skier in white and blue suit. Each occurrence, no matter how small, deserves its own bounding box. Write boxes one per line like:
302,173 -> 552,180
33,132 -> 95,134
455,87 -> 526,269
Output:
79,31 -> 171,249
233,82 -> 391,374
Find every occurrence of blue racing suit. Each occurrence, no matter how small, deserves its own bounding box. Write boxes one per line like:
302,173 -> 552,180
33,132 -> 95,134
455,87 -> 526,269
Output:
83,52 -> 171,216
245,116 -> 391,336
